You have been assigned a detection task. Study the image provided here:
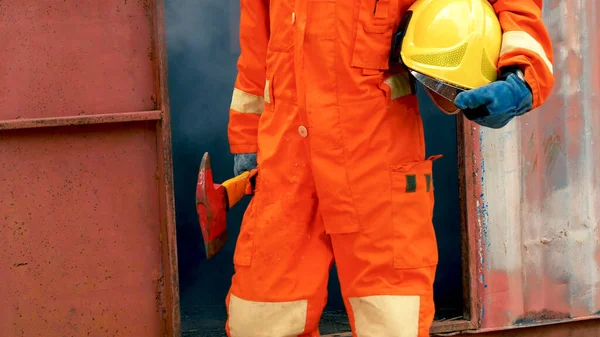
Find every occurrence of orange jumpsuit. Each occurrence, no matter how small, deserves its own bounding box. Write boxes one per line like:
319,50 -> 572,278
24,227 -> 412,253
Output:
226,0 -> 554,336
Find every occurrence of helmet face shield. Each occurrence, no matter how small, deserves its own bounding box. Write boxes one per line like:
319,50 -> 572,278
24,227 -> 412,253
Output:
409,70 -> 466,102
409,70 -> 465,115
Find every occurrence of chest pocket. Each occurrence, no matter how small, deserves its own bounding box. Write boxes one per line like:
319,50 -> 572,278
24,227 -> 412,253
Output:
351,0 -> 398,71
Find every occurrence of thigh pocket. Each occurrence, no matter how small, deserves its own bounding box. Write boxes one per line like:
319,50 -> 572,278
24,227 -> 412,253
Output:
390,155 -> 441,269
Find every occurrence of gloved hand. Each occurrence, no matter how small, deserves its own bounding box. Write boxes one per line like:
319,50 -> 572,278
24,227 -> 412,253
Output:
454,67 -> 533,129
233,153 -> 257,176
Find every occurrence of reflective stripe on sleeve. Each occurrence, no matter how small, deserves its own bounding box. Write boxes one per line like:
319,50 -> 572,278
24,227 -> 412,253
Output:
383,72 -> 413,100
500,30 -> 554,74
230,88 -> 264,114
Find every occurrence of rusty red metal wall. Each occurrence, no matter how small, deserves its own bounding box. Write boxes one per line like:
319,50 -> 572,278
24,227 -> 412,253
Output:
0,1 -> 179,336
463,0 -> 600,333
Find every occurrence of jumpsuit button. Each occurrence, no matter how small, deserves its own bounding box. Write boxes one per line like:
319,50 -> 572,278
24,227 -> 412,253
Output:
298,125 -> 308,138
292,12 -> 296,24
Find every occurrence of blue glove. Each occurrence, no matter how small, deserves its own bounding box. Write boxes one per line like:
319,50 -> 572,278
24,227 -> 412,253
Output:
233,153 -> 257,176
454,67 -> 533,129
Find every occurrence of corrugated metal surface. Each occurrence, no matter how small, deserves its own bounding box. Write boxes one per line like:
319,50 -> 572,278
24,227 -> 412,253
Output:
465,0 -> 600,330
0,1 -> 180,336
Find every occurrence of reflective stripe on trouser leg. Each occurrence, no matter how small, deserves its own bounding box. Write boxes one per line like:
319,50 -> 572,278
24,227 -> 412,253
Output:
338,265 -> 436,337
349,295 -> 420,337
347,292 -> 435,337
228,294 -> 308,337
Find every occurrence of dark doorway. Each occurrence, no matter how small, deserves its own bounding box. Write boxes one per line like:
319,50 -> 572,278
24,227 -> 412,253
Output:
165,1 -> 464,335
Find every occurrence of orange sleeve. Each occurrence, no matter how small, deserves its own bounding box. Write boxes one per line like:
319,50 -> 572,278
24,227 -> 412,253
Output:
227,0 -> 270,154
490,0 -> 555,109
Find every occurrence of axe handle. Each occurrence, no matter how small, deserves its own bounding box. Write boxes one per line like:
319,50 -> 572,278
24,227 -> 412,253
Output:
222,169 -> 258,210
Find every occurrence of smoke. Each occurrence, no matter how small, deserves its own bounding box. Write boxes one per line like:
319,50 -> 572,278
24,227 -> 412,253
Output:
165,0 -> 241,150
166,0 -> 240,62
164,0 -> 242,290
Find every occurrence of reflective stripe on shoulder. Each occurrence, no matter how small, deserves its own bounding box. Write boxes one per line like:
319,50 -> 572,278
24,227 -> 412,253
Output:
230,88 -> 264,114
228,294 -> 308,337
500,31 -> 554,74
349,295 -> 420,337
383,72 -> 413,100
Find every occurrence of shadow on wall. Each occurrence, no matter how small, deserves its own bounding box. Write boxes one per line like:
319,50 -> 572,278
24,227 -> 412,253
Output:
165,0 -> 463,334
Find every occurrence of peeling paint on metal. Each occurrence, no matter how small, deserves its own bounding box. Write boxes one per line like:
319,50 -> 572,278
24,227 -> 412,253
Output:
465,0 -> 600,330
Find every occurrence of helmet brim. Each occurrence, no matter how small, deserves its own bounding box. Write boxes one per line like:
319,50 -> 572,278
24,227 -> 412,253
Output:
410,70 -> 465,115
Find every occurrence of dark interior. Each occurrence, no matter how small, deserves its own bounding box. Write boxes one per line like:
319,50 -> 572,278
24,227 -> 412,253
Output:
165,1 -> 464,335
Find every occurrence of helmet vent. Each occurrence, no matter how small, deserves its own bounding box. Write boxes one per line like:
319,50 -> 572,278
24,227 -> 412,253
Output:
410,43 -> 468,67
481,50 -> 497,82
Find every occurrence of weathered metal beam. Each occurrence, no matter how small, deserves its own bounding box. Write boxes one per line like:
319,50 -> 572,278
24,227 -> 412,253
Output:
0,110 -> 162,130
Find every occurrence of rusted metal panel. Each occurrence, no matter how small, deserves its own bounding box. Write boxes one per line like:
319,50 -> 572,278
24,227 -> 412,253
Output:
0,0 -> 156,119
0,0 -> 179,336
152,0 -> 181,333
464,0 -> 600,331
0,123 -> 163,336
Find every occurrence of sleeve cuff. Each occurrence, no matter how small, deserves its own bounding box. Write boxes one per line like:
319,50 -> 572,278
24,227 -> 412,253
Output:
230,144 -> 259,154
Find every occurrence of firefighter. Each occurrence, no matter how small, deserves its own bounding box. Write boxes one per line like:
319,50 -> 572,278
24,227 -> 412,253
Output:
226,0 -> 553,336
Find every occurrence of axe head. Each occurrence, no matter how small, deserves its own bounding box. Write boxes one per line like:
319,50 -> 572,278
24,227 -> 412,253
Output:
196,152 -> 228,259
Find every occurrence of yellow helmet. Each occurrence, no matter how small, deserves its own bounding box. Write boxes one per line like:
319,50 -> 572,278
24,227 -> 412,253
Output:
397,0 -> 502,114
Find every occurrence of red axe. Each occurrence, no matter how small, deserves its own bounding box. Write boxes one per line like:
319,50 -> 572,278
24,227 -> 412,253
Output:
195,152 -> 257,259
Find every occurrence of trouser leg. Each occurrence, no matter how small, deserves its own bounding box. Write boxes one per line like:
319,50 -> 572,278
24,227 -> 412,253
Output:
225,101 -> 333,337
225,207 -> 332,337
331,153 -> 439,337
